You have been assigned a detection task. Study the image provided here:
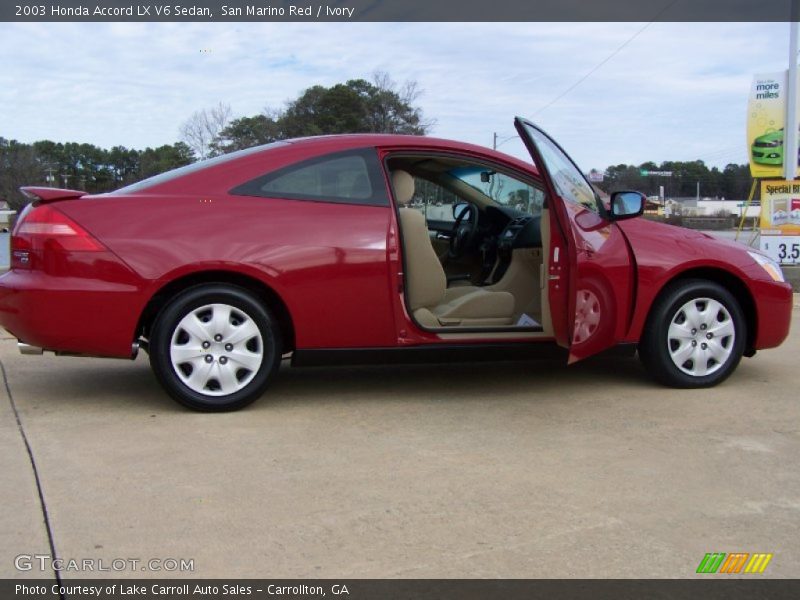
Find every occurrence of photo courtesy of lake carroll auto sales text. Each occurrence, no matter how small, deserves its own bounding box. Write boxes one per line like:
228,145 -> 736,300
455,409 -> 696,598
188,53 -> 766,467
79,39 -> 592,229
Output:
0,1 -> 799,599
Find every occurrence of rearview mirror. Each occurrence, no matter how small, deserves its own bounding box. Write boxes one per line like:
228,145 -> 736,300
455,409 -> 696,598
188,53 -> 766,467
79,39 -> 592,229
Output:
609,191 -> 645,220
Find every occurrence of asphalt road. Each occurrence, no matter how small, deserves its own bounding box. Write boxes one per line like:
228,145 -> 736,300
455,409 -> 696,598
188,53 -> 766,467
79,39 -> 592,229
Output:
1,304 -> 799,580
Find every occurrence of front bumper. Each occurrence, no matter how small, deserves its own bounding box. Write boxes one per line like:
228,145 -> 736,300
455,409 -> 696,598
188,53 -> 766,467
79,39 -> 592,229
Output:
751,277 -> 793,350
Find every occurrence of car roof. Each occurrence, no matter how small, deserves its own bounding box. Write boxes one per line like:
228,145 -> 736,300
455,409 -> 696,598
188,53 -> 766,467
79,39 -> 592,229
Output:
112,133 -> 540,196
286,133 -> 538,174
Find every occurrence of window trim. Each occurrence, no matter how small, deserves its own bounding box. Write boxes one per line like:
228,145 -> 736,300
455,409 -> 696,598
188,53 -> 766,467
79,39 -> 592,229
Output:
383,150 -> 548,336
229,147 -> 390,207
383,150 -> 547,212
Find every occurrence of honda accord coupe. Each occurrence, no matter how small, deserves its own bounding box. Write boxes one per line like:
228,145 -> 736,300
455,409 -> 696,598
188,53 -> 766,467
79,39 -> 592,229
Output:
0,118 -> 792,411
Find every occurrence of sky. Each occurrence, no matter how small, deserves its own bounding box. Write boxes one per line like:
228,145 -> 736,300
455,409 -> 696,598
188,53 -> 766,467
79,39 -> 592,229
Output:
0,21 -> 792,171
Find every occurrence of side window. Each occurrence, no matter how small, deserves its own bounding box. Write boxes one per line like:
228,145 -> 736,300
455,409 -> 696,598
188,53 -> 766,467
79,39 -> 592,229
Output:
411,178 -> 465,224
231,149 -> 389,206
520,121 -> 598,213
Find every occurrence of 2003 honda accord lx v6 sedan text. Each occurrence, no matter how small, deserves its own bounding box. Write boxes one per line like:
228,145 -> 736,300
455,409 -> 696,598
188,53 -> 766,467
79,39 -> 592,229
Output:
0,118 -> 792,411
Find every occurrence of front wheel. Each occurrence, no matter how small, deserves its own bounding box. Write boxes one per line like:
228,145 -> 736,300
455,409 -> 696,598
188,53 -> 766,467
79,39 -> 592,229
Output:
149,285 -> 282,411
639,279 -> 746,388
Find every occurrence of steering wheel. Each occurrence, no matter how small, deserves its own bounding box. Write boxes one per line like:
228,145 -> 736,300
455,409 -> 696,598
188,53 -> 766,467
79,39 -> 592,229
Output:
448,204 -> 479,259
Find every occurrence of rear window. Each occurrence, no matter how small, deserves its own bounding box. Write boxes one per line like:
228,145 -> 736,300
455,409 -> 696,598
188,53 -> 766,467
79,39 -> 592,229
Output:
113,142 -> 289,194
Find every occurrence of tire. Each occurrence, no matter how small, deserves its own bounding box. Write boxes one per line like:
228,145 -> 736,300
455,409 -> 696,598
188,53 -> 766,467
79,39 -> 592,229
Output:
639,279 -> 745,388
149,284 -> 282,411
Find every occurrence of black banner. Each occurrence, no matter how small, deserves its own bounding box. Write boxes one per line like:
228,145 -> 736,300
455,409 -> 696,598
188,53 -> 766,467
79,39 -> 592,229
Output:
3,579 -> 800,600
1,0 -> 797,23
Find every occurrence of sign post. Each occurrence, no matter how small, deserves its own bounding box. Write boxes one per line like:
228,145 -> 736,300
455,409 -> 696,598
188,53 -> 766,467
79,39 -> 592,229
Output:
784,20 -> 799,181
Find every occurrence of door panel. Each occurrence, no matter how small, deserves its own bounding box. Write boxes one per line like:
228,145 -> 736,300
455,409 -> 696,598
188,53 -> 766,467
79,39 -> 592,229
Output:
515,117 -> 633,361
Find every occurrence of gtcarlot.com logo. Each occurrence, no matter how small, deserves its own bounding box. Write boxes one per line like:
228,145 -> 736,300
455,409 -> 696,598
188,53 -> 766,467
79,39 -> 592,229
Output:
15,554 -> 195,573
696,552 -> 773,574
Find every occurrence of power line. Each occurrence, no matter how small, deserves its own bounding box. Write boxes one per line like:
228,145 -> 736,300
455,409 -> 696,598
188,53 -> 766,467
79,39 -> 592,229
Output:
532,1 -> 678,117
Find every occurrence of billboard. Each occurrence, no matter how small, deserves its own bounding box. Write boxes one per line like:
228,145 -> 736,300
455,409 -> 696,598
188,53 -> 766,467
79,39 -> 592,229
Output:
747,71 -> 800,178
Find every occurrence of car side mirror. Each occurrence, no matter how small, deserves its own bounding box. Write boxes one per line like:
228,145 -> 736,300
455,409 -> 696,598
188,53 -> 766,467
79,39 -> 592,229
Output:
609,191 -> 645,220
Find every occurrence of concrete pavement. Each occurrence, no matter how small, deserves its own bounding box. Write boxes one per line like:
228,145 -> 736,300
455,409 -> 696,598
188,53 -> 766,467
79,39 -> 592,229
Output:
1,309 -> 799,579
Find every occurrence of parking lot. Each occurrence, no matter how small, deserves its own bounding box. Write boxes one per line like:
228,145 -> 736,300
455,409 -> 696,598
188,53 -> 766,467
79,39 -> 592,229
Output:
1,302 -> 799,580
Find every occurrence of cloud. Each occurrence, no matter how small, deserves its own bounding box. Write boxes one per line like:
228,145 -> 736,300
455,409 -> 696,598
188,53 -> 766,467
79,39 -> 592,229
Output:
0,21 -> 787,170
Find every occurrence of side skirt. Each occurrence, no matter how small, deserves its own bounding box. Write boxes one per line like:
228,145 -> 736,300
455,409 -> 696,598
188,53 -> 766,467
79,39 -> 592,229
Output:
292,342 -> 569,367
291,342 -> 638,368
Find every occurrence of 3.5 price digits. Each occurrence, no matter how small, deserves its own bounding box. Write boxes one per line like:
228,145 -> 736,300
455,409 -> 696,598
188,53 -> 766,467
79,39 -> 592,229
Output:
777,242 -> 800,261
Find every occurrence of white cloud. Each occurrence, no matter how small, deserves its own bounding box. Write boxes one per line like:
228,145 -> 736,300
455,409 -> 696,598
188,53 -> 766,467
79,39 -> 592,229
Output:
0,21 -> 789,170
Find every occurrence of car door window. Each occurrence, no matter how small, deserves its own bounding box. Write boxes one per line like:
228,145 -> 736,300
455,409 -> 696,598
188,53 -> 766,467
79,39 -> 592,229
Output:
518,122 -> 599,213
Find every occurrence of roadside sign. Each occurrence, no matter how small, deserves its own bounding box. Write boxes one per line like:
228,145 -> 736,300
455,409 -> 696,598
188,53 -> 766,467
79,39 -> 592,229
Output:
747,71 -> 800,178
759,180 -> 800,264
759,235 -> 800,264
587,169 -> 604,182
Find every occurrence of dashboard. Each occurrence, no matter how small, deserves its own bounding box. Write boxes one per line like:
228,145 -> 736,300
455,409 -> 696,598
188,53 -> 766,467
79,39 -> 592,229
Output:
484,205 -> 541,249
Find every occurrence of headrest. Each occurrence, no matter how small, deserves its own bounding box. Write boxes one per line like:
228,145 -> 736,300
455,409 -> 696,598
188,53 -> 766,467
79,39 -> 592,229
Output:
391,170 -> 415,206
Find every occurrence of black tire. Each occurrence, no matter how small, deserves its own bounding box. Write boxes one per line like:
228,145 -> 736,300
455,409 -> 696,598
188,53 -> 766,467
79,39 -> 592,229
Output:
638,279 -> 746,388
149,284 -> 282,411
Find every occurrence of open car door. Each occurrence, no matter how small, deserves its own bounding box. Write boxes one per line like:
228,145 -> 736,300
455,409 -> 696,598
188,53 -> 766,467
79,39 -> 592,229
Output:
514,117 -> 634,363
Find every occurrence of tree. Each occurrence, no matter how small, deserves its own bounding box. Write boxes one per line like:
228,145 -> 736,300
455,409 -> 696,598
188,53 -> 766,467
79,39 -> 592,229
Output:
138,143 -> 194,179
0,137 -> 42,211
179,102 -> 232,160
205,73 -> 433,154
358,71 -> 433,134
210,113 -> 282,155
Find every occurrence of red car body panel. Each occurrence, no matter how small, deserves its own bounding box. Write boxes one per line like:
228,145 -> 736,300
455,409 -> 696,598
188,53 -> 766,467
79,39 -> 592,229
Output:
0,134 -> 792,363
617,218 -> 793,349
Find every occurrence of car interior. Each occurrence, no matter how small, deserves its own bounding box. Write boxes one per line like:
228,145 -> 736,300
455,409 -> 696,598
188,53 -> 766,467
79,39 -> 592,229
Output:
387,155 -> 554,337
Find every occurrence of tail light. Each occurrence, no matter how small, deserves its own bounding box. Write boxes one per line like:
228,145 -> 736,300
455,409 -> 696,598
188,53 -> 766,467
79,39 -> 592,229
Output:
11,204 -> 104,269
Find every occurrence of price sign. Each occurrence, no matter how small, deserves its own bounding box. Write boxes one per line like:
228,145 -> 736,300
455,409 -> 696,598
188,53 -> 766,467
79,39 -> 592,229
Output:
760,235 -> 800,264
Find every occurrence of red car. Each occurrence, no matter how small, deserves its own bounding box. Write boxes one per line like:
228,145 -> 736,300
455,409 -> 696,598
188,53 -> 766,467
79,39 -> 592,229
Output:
0,118 -> 792,411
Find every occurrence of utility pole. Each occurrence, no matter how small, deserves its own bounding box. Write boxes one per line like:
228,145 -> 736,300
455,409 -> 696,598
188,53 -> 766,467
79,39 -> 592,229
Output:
493,132 -> 498,150
696,181 -> 700,203
785,7 -> 799,181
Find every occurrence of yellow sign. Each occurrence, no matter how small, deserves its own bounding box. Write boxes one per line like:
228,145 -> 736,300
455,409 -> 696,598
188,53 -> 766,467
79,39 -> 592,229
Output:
760,180 -> 800,234
747,71 -> 800,178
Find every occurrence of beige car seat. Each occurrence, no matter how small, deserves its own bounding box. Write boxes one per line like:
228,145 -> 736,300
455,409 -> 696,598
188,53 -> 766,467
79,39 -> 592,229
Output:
392,170 -> 515,327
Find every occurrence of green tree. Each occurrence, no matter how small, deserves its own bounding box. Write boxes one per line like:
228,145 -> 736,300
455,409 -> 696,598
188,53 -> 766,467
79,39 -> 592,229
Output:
137,143 -> 194,179
0,137 -> 42,210
207,72 -> 433,154
210,114 -> 282,154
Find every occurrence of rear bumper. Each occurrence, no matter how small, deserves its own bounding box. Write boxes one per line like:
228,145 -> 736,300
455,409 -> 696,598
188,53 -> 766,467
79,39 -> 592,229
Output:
0,269 -> 144,358
751,278 -> 793,350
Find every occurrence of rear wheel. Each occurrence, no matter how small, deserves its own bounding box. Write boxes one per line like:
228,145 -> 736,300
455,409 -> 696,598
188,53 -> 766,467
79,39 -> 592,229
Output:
639,279 -> 745,388
149,285 -> 281,411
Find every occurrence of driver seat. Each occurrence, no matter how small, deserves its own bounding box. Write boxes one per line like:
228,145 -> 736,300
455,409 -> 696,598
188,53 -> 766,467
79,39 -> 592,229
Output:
392,170 -> 515,327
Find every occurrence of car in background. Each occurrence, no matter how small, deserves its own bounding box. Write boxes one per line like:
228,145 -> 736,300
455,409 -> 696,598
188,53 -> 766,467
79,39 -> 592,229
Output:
0,118 -> 792,411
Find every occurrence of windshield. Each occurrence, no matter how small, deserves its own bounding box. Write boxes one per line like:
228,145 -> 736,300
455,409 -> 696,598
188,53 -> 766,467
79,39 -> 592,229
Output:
449,166 -> 545,216
519,122 -> 599,213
